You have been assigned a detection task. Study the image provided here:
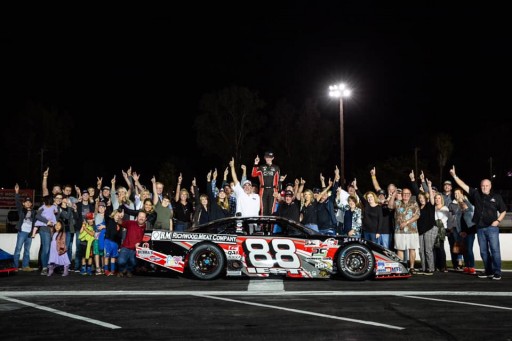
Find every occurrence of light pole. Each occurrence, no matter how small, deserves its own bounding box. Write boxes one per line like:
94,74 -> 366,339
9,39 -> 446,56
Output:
329,83 -> 351,187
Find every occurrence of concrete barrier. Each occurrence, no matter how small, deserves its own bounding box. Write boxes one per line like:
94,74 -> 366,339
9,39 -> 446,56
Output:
1,233 -> 512,262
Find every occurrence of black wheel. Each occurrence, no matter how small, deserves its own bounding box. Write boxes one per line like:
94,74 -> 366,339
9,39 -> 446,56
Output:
187,243 -> 226,280
337,243 -> 375,281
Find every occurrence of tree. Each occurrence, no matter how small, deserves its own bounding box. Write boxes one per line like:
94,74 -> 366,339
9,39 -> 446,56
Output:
2,100 -> 73,188
434,133 -> 453,185
194,86 -> 266,164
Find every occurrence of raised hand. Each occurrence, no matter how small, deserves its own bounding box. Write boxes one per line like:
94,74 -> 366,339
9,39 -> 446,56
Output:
449,165 -> 456,178
132,172 -> 140,182
370,167 -> 376,177
254,155 -> 260,165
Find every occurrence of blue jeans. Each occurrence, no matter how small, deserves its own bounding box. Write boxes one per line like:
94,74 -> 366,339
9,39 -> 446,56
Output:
13,231 -> 33,268
319,228 -> 336,236
65,232 -> 74,266
378,234 -> 392,249
463,234 -> 476,268
118,248 -> 136,273
305,223 -> 319,232
39,230 -> 51,269
364,232 -> 378,243
477,226 -> 501,276
174,221 -> 188,232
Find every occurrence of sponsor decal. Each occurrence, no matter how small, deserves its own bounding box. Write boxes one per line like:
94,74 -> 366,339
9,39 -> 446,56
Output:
247,267 -> 301,275
320,238 -> 338,246
166,255 -> 183,266
151,231 -> 237,243
138,249 -> 153,258
311,248 -> 328,256
226,270 -> 242,276
304,240 -> 320,247
376,261 -> 402,273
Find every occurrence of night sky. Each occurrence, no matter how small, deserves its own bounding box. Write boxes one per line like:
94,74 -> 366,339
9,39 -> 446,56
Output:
2,3 -> 511,192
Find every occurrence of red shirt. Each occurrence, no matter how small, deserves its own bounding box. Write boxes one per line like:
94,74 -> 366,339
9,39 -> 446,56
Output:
121,220 -> 146,250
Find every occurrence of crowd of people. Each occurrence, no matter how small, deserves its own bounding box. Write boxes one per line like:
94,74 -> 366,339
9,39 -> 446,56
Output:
11,152 -> 508,280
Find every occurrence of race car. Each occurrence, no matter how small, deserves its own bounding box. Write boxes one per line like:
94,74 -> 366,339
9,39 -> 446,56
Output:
136,216 -> 411,281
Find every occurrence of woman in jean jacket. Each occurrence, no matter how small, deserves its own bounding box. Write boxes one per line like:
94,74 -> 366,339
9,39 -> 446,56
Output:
454,188 -> 477,274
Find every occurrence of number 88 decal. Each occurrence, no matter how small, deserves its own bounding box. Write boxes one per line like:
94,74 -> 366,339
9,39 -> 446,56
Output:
244,238 -> 300,268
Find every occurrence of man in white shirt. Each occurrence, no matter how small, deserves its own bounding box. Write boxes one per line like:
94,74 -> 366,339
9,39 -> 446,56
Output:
229,157 -> 260,217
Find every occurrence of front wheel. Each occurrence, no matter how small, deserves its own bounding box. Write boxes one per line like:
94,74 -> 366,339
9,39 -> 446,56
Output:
187,243 -> 225,280
337,243 -> 375,281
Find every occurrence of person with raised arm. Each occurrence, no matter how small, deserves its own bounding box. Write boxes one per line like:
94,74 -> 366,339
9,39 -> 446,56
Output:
450,166 -> 507,280
230,157 -> 260,217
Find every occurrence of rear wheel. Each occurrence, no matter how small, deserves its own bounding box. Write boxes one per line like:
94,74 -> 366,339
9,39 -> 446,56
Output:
187,244 -> 225,280
337,243 -> 375,281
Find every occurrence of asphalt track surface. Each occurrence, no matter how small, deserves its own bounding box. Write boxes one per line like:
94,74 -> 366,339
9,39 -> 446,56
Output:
1,269 -> 511,341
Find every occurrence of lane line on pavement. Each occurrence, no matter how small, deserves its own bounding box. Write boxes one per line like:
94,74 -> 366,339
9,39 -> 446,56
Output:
403,295 -> 512,311
248,279 -> 284,292
0,296 -> 122,329
195,294 -> 405,330
2,290 -> 512,297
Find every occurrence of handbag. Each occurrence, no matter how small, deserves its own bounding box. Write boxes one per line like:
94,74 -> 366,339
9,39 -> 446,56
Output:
452,241 -> 461,254
452,240 -> 466,254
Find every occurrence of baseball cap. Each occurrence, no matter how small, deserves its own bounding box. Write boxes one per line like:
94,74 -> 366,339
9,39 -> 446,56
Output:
377,189 -> 386,196
98,201 -> 106,208
102,186 -> 110,191
396,188 -> 402,193
242,180 -> 252,186
82,189 -> 89,194
85,212 -> 94,220
264,151 -> 274,157
313,188 -> 321,194
443,180 -> 452,185
284,190 -> 294,197
24,196 -> 33,203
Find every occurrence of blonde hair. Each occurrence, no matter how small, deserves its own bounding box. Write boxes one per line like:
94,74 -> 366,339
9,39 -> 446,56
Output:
364,191 -> 377,202
434,193 -> 445,206
180,189 -> 190,199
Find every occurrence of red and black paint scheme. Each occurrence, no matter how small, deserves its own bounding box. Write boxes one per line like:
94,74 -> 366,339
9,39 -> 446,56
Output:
136,216 -> 411,281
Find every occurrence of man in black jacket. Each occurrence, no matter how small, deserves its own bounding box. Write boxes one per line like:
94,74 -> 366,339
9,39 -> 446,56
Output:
450,166 -> 507,280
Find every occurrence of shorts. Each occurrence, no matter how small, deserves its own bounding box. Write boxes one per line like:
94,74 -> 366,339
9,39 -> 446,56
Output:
92,240 -> 103,256
79,242 -> 92,259
104,239 -> 119,258
394,232 -> 420,251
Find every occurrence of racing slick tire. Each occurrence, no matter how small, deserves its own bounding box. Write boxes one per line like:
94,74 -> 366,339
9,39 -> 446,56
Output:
187,243 -> 226,280
337,243 -> 375,281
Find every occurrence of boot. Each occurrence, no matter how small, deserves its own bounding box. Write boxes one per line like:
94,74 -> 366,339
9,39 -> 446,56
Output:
47,264 -> 55,277
62,265 -> 69,277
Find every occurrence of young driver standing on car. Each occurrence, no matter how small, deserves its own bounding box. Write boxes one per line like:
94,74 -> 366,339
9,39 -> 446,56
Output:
252,151 -> 280,216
